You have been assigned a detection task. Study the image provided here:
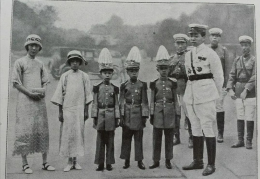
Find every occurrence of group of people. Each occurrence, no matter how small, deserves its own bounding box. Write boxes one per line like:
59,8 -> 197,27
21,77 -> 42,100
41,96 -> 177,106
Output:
11,23 -> 256,177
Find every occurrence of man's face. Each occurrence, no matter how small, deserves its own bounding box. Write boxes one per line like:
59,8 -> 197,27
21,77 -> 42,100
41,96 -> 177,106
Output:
69,58 -> 81,71
175,41 -> 187,52
209,34 -> 221,46
101,70 -> 113,81
240,42 -> 251,56
127,68 -> 139,80
157,66 -> 169,78
189,33 -> 205,47
27,44 -> 40,57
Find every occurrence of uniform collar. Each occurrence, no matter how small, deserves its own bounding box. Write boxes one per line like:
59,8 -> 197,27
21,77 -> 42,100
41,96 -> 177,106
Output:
159,77 -> 168,81
196,43 -> 206,53
177,50 -> 186,55
103,80 -> 111,86
26,54 -> 35,59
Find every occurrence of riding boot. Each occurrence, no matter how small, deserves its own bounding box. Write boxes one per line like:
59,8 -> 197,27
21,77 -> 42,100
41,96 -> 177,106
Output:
246,121 -> 254,149
216,112 -> 225,143
202,137 -> 216,176
231,120 -> 245,148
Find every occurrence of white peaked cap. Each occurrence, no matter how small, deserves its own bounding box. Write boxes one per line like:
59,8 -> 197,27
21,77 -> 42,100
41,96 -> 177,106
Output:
155,45 -> 170,61
126,46 -> 142,63
98,48 -> 113,64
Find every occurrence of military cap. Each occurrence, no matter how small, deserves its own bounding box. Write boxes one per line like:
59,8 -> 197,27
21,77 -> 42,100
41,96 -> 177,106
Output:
239,35 -> 253,43
66,50 -> 85,65
173,34 -> 190,42
209,28 -> 223,35
155,45 -> 170,66
24,34 -> 42,51
98,48 -> 114,71
188,24 -> 208,34
125,46 -> 141,69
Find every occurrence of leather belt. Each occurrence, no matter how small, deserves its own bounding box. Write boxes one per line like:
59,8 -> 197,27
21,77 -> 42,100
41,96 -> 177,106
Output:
188,73 -> 213,81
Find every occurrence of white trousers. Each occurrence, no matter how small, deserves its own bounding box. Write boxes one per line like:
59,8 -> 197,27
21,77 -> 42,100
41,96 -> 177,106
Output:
178,94 -> 188,121
235,98 -> 256,121
186,101 -> 216,137
216,88 -> 227,112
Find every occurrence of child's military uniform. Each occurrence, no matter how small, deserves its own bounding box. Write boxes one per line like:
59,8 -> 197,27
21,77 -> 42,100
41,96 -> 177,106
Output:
91,48 -> 120,170
227,36 -> 256,149
149,45 -> 177,169
169,33 -> 193,148
119,47 -> 149,170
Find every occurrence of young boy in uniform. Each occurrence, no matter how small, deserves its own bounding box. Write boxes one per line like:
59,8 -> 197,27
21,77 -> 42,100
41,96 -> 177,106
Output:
227,35 -> 256,149
149,45 -> 177,170
91,48 -> 120,171
51,50 -> 93,172
119,46 -> 149,170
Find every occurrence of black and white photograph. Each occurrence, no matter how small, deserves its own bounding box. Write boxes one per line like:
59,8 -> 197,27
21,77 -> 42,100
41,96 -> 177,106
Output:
0,0 -> 258,178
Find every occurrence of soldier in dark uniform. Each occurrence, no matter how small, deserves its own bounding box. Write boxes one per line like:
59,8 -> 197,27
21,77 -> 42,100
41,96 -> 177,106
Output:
119,46 -> 148,170
182,24 -> 224,176
208,28 -> 229,143
149,45 -> 177,170
227,35 -> 256,149
169,33 -> 193,148
91,48 -> 120,171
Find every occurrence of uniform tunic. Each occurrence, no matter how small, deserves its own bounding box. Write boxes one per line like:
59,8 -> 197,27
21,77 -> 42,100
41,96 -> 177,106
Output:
150,77 -> 177,161
119,80 -> 149,161
91,81 -> 120,164
226,55 -> 256,121
169,51 -> 188,116
12,55 -> 50,156
51,70 -> 93,157
184,43 -> 224,137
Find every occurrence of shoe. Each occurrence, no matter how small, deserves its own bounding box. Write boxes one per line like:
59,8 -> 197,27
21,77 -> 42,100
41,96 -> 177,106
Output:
123,159 -> 130,169
149,161 -> 159,169
22,164 -> 33,174
203,137 -> 216,176
138,161 -> 145,170
63,164 -> 73,172
106,164 -> 113,171
202,164 -> 216,176
165,160 -> 172,169
188,137 -> 193,148
246,121 -> 254,149
73,162 -> 82,170
231,120 -> 245,148
42,162 -> 55,171
96,164 -> 104,171
216,112 -> 225,143
173,134 -> 181,146
182,160 -> 204,170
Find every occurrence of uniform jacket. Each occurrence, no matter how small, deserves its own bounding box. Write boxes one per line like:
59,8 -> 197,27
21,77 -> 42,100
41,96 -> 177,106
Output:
169,50 -> 188,95
226,54 -> 256,98
119,80 -> 149,130
183,43 -> 224,104
91,81 -> 120,131
150,78 -> 177,128
207,44 -> 229,87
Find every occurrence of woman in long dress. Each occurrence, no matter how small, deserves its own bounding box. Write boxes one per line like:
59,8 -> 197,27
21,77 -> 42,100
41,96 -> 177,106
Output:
51,50 -> 93,172
12,34 -> 55,174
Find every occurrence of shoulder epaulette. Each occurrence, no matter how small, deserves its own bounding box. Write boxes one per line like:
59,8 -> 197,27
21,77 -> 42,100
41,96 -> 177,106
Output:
111,83 -> 119,94
140,80 -> 147,90
120,80 -> 128,91
93,81 -> 102,93
150,79 -> 158,90
169,78 -> 178,89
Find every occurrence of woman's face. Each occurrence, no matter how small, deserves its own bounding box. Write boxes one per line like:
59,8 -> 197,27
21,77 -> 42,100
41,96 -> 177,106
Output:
69,58 -> 81,71
27,44 -> 40,57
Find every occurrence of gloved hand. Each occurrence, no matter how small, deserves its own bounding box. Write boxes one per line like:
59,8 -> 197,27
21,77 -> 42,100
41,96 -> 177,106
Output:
119,115 -> 125,127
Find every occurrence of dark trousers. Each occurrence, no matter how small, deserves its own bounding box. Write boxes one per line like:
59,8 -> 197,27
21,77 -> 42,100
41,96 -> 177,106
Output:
94,130 -> 115,164
120,127 -> 144,161
153,128 -> 174,161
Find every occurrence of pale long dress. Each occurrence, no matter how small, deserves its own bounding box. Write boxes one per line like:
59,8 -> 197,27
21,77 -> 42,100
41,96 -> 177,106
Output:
51,69 -> 93,157
12,54 -> 50,156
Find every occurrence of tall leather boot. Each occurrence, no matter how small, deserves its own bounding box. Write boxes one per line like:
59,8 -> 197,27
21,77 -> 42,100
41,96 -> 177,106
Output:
182,136 -> 204,170
202,137 -> 216,176
216,112 -> 225,143
246,121 -> 254,149
173,115 -> 181,145
187,117 -> 193,148
231,120 -> 245,148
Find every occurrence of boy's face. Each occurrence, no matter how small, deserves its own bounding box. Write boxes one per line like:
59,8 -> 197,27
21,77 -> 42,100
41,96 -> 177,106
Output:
157,66 -> 169,78
209,34 -> 221,46
101,70 -> 113,81
189,33 -> 205,47
174,41 -> 187,52
69,58 -> 81,71
240,42 -> 251,56
27,44 -> 40,57
126,68 -> 139,80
